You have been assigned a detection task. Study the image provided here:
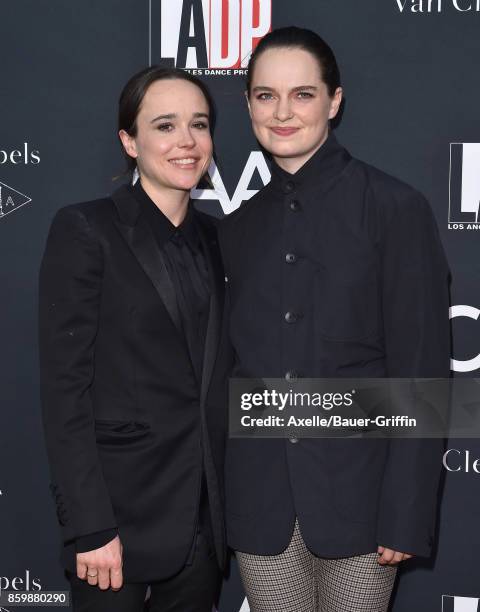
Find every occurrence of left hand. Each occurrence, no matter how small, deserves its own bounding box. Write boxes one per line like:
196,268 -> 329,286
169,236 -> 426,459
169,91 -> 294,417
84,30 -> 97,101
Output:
377,545 -> 413,565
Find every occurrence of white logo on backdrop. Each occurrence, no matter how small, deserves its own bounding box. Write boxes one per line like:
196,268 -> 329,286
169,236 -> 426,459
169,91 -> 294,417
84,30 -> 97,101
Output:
442,595 -> 480,612
397,0 -> 480,12
0,571 -> 42,612
149,0 -> 272,73
448,143 -> 480,230
0,182 -> 32,220
213,598 -> 249,612
443,449 -> 480,474
239,598 -> 250,611
0,143 -> 40,165
192,151 -> 271,214
449,306 -> 480,372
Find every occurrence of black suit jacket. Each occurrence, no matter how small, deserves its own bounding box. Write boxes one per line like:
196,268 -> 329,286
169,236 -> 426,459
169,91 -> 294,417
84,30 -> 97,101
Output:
39,185 -> 230,582
218,135 -> 450,559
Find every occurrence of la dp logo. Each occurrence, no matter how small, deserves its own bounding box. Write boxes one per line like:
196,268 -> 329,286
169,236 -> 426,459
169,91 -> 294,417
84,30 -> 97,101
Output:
449,143 -> 480,226
442,595 -> 480,612
150,0 -> 272,69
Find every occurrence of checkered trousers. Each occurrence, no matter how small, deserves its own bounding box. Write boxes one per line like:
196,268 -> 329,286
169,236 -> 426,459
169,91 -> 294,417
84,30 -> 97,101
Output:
236,520 -> 397,612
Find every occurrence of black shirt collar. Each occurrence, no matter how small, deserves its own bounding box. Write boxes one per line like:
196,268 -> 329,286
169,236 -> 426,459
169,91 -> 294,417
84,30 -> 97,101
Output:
130,180 -> 200,250
270,132 -> 352,195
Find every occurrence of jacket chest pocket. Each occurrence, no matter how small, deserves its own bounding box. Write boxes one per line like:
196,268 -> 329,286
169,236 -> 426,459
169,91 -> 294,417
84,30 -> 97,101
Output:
314,267 -> 380,342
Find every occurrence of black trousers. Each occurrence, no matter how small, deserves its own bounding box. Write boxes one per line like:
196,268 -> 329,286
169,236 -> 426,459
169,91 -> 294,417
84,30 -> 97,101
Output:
68,530 -> 221,612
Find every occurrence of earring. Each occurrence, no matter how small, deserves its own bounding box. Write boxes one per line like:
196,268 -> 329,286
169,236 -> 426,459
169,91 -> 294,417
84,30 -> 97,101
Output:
132,166 -> 139,185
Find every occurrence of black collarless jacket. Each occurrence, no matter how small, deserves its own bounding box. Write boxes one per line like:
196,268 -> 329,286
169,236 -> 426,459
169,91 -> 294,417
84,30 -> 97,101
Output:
39,185 -> 231,582
218,134 -> 450,558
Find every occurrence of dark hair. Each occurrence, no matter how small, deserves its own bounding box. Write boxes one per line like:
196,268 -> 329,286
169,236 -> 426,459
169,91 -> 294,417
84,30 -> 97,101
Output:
118,65 -> 216,174
246,27 -> 341,98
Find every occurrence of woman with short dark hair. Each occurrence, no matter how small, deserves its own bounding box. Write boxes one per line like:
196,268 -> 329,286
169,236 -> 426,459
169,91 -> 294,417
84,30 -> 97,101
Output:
39,66 -> 228,611
219,26 -> 449,612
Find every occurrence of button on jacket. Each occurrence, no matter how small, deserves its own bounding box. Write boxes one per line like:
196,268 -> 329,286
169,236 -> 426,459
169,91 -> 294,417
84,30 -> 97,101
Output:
39,185 -> 230,581
218,134 -> 450,558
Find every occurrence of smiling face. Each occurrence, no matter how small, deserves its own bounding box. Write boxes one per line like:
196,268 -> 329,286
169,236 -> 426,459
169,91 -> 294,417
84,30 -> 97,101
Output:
247,47 -> 343,174
119,78 -> 213,195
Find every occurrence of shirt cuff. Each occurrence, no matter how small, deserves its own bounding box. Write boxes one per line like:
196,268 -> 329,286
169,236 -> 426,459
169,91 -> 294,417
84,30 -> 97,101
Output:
75,529 -> 118,553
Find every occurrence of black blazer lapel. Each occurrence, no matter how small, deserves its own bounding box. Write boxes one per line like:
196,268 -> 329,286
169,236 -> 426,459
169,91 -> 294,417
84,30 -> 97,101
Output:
196,215 -> 224,406
111,186 -> 182,334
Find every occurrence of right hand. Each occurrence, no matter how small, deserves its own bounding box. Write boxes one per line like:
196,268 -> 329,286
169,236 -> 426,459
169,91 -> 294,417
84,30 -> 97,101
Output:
76,535 -> 123,590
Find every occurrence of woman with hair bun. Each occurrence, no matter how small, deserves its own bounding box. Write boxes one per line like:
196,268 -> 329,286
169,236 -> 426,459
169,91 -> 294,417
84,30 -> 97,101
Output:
219,26 -> 449,612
